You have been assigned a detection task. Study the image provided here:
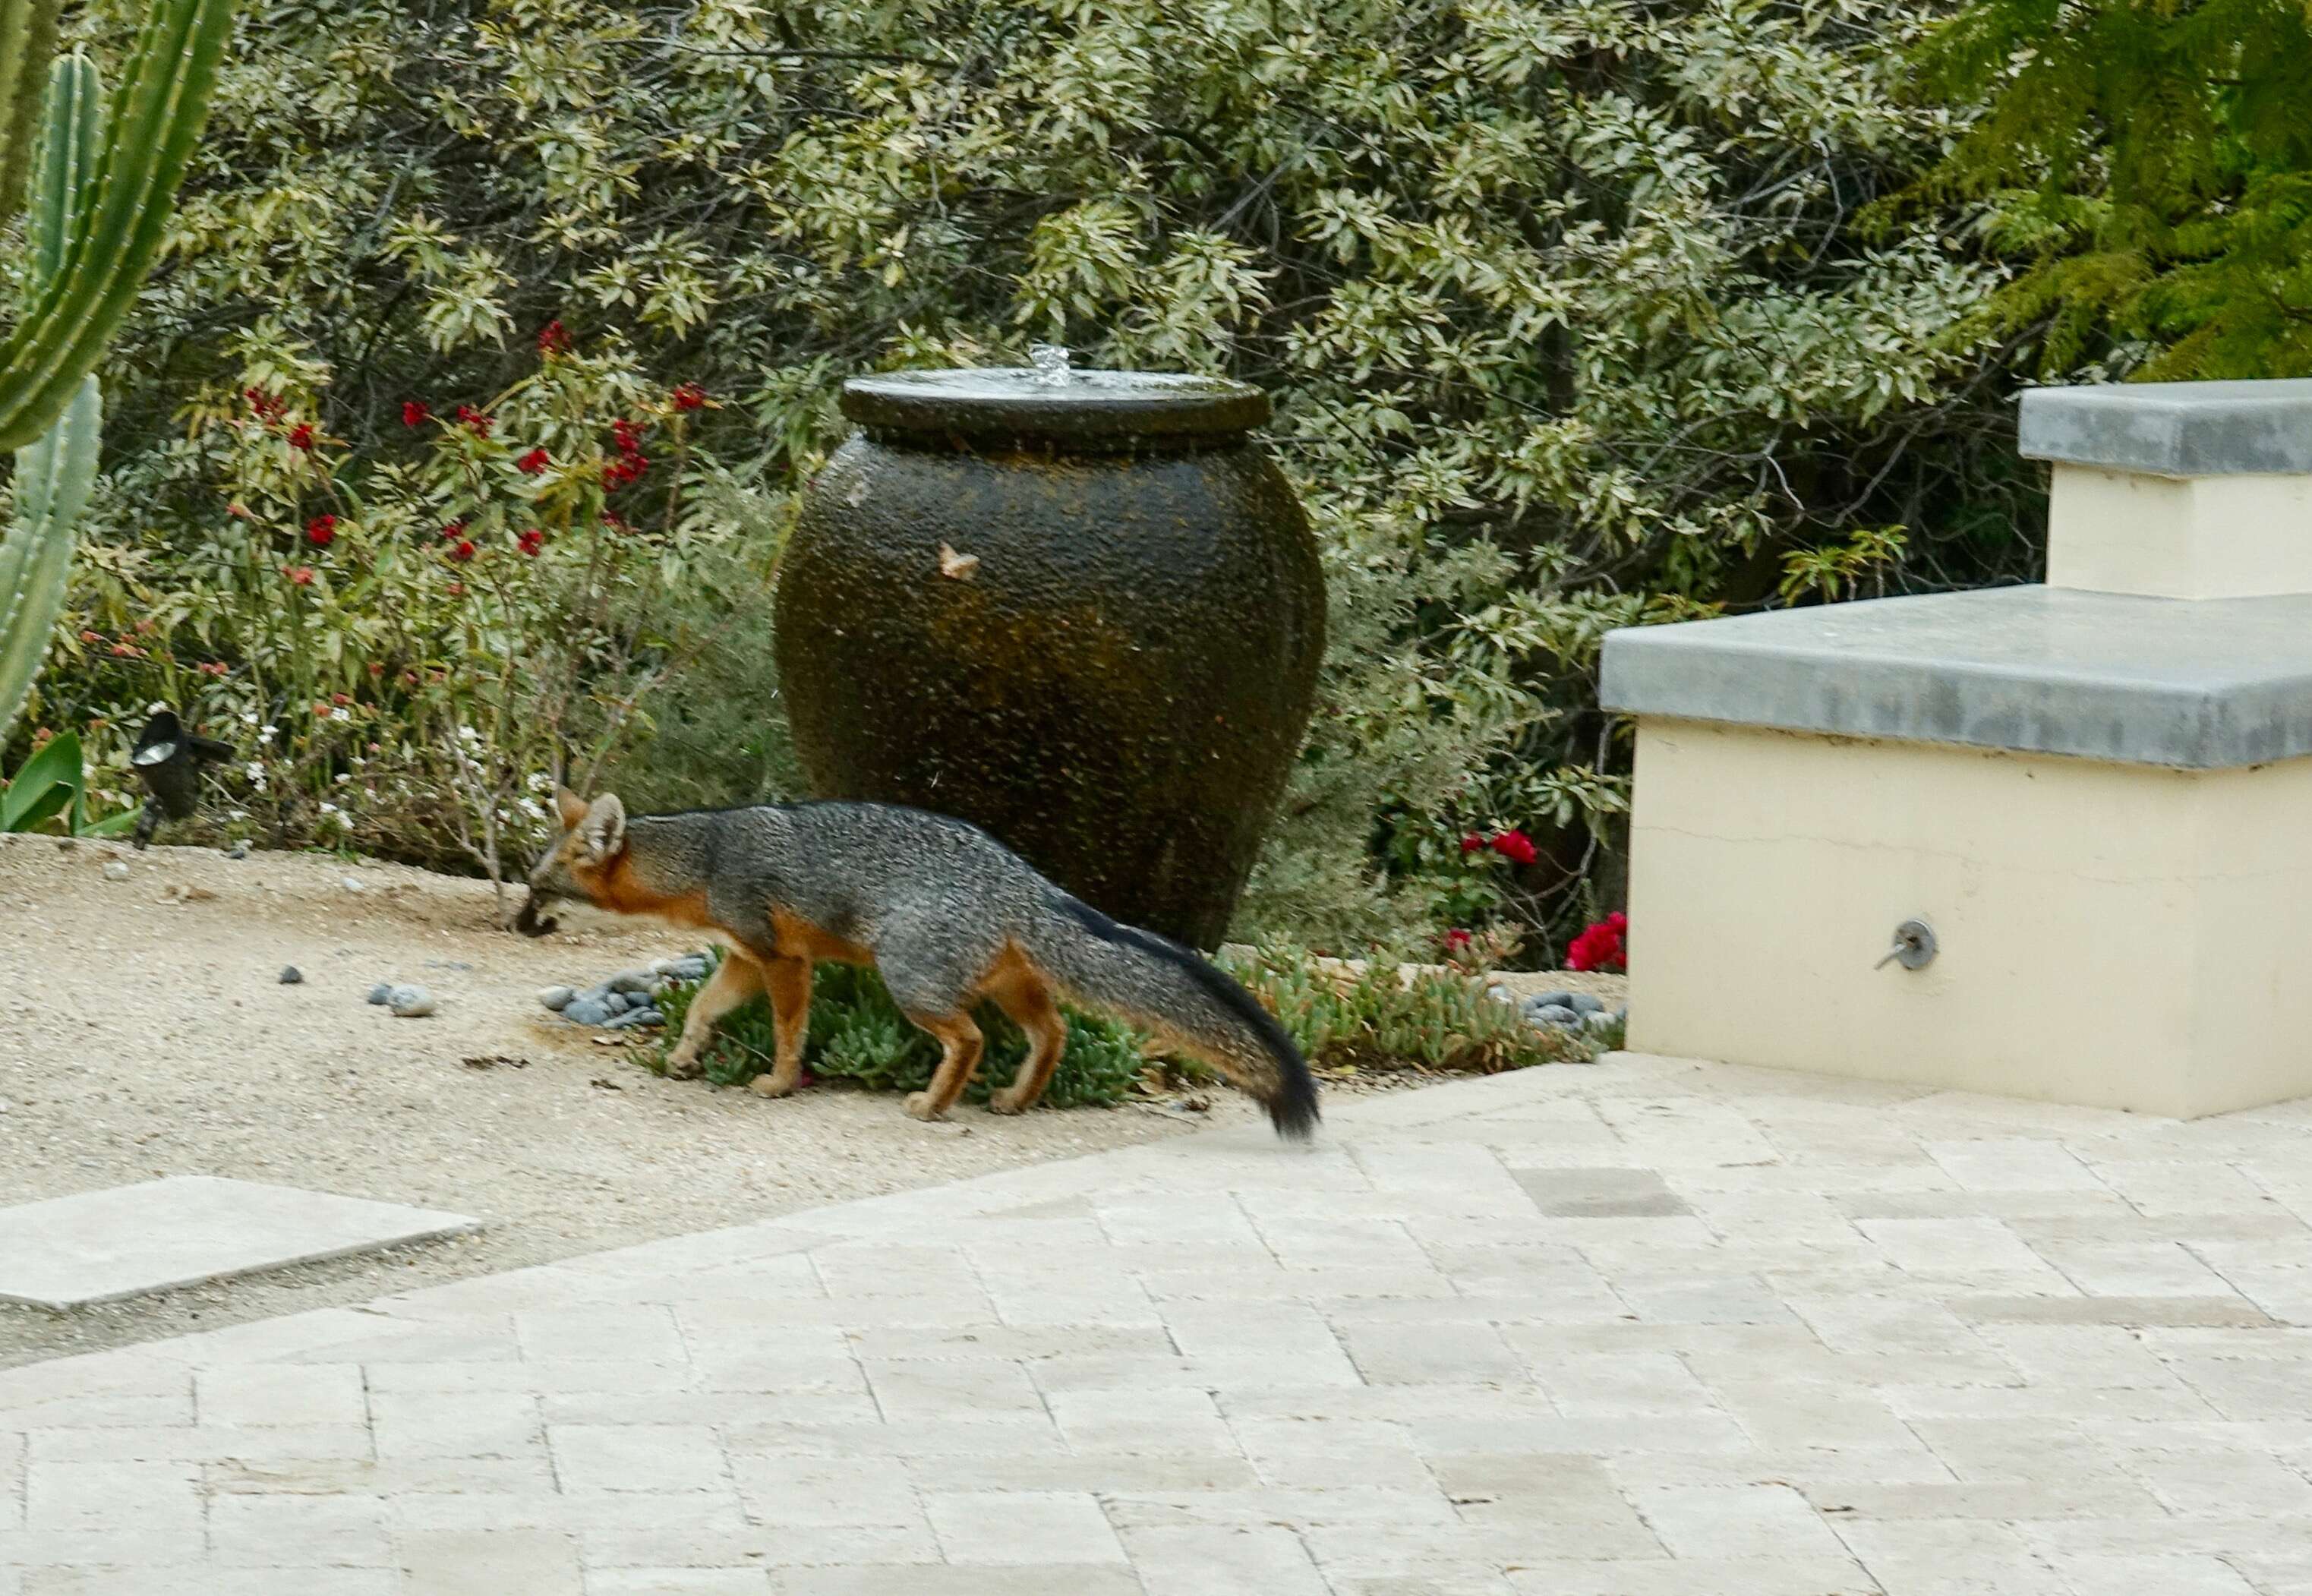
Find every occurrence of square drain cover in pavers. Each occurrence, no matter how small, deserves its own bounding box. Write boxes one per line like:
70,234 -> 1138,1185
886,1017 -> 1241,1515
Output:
1513,1166 -> 1692,1218
0,1176 -> 481,1309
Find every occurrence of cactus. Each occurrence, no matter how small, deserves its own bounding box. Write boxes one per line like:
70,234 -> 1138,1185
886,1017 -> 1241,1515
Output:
0,0 -> 234,453
0,374 -> 97,738
0,3 -> 234,745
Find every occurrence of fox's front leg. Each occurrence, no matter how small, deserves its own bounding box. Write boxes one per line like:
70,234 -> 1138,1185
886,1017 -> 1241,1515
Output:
749,955 -> 813,1099
664,953 -> 764,1079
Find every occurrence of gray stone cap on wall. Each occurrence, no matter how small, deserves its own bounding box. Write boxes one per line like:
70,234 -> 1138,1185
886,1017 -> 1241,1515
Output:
1599,585 -> 2312,770
2019,379 -> 2312,477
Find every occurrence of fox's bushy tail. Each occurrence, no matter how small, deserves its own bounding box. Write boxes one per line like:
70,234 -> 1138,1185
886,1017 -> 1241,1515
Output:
1029,894 -> 1319,1140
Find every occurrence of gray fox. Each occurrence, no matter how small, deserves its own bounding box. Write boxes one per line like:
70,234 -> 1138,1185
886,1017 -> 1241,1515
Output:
519,790 -> 1319,1137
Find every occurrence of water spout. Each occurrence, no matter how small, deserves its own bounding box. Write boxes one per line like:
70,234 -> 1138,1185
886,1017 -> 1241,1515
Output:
1028,343 -> 1072,386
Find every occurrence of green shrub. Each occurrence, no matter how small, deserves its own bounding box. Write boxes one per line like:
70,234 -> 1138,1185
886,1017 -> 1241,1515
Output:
1225,945 -> 1602,1076
651,941 -> 1601,1108
30,0 -> 2023,957
652,956 -> 1148,1109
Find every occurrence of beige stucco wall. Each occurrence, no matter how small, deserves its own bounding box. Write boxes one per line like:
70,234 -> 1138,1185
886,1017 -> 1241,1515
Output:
2047,463 -> 2312,598
1626,718 -> 2312,1117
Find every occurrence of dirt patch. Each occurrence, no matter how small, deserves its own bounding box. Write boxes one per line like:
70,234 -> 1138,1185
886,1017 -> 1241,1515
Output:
2,836 -> 1359,1367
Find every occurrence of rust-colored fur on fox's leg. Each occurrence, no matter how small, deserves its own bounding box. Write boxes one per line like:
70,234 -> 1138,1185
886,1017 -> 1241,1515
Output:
667,953 -> 762,1079
981,951 -> 1067,1115
905,1012 -> 984,1121
751,955 -> 814,1098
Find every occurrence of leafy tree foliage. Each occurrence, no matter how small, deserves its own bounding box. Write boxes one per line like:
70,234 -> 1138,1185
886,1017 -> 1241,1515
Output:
35,0 -> 2011,957
1911,0 -> 2312,379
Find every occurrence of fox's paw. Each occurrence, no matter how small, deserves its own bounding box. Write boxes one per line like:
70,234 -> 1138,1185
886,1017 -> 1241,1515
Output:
749,1071 -> 796,1099
662,1049 -> 703,1080
904,1091 -> 945,1123
988,1087 -> 1032,1116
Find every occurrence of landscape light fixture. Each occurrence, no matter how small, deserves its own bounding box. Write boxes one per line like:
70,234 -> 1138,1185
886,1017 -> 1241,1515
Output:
128,708 -> 233,850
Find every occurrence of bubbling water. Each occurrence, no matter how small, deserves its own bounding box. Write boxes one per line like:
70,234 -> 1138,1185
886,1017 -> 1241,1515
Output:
1028,343 -> 1072,386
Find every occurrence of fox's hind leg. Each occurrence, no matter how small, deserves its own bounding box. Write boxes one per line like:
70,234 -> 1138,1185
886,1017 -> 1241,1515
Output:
665,952 -> 763,1078
983,960 -> 1066,1115
902,1011 -> 983,1122
749,955 -> 812,1099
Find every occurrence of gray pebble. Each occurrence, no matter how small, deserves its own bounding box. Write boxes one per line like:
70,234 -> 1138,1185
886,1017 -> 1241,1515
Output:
601,992 -> 630,1016
1582,1009 -> 1618,1032
387,985 -> 437,1018
563,998 -> 613,1027
279,966 -> 303,985
605,1007 -> 664,1030
1529,1004 -> 1582,1029
102,861 -> 129,882
367,983 -> 393,1005
1528,990 -> 1575,1011
340,875 -> 364,894
609,970 -> 658,996
223,841 -> 250,860
538,986 -> 576,1012
1568,993 -> 1607,1015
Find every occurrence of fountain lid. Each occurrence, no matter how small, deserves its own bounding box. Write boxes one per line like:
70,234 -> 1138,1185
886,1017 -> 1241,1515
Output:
841,365 -> 1270,446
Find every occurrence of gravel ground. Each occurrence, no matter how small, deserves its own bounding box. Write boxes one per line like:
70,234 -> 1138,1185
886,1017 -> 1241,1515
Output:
0,837 -> 1626,1370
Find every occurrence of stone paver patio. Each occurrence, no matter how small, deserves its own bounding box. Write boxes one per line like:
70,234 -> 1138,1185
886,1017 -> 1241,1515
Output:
5,1053 -> 2312,1594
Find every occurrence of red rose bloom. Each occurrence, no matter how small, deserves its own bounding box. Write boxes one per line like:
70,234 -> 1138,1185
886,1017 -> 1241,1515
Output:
1490,828 -> 1538,866
1459,833 -> 1484,855
284,566 -> 314,586
402,400 -> 431,427
670,383 -> 707,412
1566,911 -> 1628,973
439,519 -> 467,541
517,528 -> 545,556
304,513 -> 337,547
1441,928 -> 1473,954
245,388 -> 285,421
610,418 -> 645,457
449,538 -> 477,563
537,320 -> 571,356
286,423 -> 317,451
516,447 -> 550,475
603,455 -> 648,489
455,405 -> 494,437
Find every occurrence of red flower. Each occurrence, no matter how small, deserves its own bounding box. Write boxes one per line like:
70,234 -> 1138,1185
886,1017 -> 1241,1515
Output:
244,388 -> 285,421
304,513 -> 337,547
603,454 -> 648,490
1459,833 -> 1484,855
670,383 -> 707,412
515,447 -> 550,475
537,320 -> 571,356
455,405 -> 494,437
1490,828 -> 1538,866
449,538 -> 477,563
109,642 -> 143,658
517,528 -> 545,556
610,418 -> 645,458
402,400 -> 431,427
1441,928 -> 1473,955
601,512 -> 629,534
1566,912 -> 1628,973
78,629 -> 101,643
439,519 -> 468,541
286,422 -> 317,451
284,566 -> 314,586
446,580 -> 467,597
332,692 -> 352,706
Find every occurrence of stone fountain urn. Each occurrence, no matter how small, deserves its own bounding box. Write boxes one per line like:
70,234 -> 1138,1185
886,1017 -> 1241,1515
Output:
774,353 -> 1326,949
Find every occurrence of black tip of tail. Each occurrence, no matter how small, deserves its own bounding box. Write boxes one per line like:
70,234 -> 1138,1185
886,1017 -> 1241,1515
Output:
1267,1065 -> 1322,1141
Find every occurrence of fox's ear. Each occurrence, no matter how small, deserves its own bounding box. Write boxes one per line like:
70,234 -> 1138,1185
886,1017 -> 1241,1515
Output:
554,787 -> 588,830
579,793 -> 627,861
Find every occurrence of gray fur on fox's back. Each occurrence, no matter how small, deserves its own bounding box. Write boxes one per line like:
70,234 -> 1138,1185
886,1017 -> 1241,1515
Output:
611,801 -> 1319,1138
